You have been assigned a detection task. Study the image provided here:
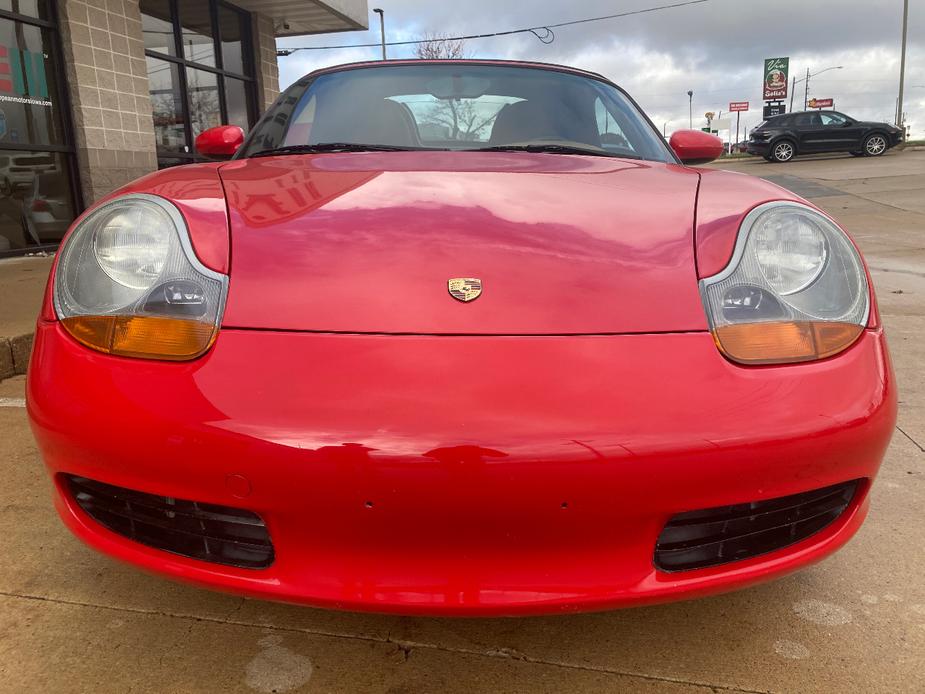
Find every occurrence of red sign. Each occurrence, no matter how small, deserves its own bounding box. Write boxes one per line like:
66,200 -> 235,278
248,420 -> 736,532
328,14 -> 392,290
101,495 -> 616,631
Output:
729,101 -> 749,112
808,98 -> 834,109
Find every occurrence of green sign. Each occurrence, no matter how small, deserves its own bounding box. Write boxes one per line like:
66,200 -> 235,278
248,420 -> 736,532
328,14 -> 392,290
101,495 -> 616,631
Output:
763,57 -> 789,101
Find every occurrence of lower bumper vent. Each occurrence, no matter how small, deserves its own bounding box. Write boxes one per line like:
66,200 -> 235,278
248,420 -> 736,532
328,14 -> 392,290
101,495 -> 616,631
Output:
66,475 -> 274,569
655,480 -> 860,572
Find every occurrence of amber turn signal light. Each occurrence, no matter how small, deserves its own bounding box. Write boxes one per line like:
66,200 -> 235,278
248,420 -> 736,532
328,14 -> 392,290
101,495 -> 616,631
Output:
61,315 -> 217,361
712,321 -> 864,365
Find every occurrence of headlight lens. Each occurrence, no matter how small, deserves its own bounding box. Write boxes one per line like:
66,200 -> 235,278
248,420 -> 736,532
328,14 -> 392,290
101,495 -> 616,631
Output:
93,205 -> 172,289
55,194 -> 228,360
700,202 -> 868,365
754,210 -> 827,295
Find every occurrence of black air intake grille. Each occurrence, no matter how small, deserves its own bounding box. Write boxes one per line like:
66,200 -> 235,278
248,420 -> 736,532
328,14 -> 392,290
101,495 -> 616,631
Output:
66,475 -> 274,569
655,480 -> 859,572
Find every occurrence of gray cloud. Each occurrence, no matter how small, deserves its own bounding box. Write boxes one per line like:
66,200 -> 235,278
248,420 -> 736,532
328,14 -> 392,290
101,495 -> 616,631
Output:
277,0 -> 924,137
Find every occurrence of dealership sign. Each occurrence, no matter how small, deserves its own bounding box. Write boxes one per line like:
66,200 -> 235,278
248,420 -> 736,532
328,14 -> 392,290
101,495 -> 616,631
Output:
763,57 -> 789,100
808,98 -> 834,109
729,101 -> 749,112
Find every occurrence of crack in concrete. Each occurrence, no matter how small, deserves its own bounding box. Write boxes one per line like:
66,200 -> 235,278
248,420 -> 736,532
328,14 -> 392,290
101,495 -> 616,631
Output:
0,590 -> 776,694
897,426 -> 925,453
870,266 -> 925,279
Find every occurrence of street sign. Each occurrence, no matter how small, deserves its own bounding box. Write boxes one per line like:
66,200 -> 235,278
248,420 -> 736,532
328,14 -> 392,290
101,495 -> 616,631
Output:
729,101 -> 749,112
763,57 -> 789,100
808,98 -> 834,109
763,103 -> 786,118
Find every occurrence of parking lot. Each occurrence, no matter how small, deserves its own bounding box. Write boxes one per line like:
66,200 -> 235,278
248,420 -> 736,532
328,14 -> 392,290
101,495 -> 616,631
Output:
1,150 -> 923,693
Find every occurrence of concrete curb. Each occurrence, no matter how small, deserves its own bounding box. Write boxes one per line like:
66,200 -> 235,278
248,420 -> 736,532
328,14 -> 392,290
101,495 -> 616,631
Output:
0,333 -> 32,380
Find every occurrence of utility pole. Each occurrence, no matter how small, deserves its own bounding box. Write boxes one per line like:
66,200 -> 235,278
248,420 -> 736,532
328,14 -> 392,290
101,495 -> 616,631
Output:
897,0 -> 909,126
803,67 -> 810,110
789,76 -> 796,112
794,66 -> 843,111
373,8 -> 386,60
687,90 -> 693,129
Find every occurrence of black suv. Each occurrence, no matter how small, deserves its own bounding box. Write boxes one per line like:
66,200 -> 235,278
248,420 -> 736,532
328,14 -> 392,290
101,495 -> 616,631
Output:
747,111 -> 904,162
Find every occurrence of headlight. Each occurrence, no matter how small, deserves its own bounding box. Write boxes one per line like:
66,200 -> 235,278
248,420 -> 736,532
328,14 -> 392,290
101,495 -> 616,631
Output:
700,202 -> 869,365
54,194 -> 228,360
93,205 -> 172,289
754,211 -> 827,295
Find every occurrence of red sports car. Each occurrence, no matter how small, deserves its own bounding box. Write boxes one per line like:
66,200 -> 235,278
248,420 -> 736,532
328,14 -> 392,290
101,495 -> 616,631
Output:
28,60 -> 896,616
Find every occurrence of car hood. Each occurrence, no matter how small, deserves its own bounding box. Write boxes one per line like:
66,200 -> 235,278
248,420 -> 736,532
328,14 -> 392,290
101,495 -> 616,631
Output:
217,151 -> 708,335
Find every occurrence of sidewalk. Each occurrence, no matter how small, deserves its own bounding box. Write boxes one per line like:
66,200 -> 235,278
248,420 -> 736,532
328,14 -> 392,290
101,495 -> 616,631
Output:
0,254 -> 54,379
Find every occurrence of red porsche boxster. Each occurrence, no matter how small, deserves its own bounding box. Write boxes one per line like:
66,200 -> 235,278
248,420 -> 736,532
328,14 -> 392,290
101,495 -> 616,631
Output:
28,60 -> 896,616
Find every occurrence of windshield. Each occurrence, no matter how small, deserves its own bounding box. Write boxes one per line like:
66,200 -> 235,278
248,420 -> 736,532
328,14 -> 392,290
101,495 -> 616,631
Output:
240,63 -> 673,163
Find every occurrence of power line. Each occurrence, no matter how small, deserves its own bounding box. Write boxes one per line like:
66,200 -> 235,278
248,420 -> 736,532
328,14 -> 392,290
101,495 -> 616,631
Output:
276,0 -> 711,57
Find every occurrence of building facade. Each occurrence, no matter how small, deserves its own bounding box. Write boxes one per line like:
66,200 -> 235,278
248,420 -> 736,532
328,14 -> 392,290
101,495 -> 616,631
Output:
0,0 -> 366,255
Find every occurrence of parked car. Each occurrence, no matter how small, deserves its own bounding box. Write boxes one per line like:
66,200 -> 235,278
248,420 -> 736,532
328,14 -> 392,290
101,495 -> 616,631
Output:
748,110 -> 904,162
30,60 -> 895,616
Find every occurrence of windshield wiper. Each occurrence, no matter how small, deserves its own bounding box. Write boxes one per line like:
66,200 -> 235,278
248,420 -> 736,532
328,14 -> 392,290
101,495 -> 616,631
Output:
473,144 -> 641,159
249,143 -> 432,158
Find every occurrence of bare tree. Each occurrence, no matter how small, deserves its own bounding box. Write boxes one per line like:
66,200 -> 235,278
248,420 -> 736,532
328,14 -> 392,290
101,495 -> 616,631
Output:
413,34 -> 498,141
423,99 -> 499,141
414,33 -> 469,60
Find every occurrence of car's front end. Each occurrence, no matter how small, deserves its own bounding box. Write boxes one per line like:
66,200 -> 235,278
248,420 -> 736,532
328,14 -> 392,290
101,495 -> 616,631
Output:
28,61 -> 896,616
30,311 -> 894,615
885,124 -> 905,148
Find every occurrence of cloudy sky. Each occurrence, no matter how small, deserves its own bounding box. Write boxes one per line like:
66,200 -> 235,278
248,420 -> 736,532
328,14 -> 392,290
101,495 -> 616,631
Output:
276,0 -> 923,139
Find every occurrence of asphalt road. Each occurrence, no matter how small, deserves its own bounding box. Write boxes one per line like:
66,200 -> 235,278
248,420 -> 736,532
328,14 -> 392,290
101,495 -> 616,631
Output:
1,151 -> 923,693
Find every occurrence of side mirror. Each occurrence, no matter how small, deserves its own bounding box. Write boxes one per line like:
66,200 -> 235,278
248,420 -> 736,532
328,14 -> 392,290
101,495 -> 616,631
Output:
669,130 -> 725,165
195,125 -> 245,160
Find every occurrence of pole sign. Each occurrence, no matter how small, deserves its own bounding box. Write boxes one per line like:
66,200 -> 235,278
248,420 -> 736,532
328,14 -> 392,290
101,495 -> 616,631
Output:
729,101 -> 749,112
763,103 -> 786,119
763,57 -> 789,100
808,98 -> 834,109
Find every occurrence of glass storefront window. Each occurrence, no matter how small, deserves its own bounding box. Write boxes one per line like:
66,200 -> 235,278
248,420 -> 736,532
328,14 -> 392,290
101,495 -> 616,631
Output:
180,4 -> 215,67
0,150 -> 75,252
0,1 -> 79,255
141,0 -> 176,57
0,0 -> 50,21
143,0 -> 256,166
224,77 -> 252,133
147,57 -> 186,152
186,68 -> 221,139
218,5 -> 247,76
0,18 -> 66,147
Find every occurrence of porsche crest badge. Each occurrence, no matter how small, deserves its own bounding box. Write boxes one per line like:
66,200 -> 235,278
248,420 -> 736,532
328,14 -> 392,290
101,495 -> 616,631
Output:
447,277 -> 482,303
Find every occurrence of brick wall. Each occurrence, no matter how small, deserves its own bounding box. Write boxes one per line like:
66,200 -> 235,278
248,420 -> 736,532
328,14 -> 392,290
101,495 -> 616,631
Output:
58,0 -> 158,203
253,13 -> 280,112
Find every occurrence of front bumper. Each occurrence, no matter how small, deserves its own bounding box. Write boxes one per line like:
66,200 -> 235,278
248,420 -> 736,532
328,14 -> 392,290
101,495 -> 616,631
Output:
28,322 -> 896,615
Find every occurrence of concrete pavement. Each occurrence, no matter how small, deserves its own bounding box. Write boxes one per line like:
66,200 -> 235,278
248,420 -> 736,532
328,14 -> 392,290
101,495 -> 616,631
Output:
0,151 -> 923,693
0,254 -> 52,379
